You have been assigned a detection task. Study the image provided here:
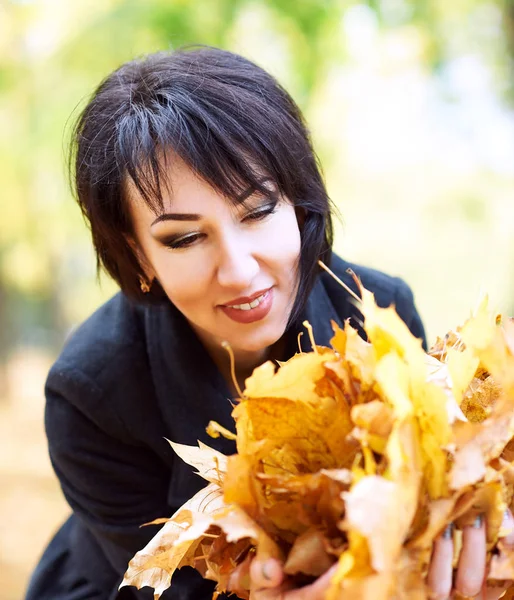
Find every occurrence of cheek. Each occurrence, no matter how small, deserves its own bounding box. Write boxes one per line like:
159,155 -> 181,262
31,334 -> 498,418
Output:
151,254 -> 213,309
268,206 -> 302,266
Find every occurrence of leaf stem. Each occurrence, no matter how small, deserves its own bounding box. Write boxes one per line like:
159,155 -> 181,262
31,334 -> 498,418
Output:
318,260 -> 362,304
222,341 -> 246,399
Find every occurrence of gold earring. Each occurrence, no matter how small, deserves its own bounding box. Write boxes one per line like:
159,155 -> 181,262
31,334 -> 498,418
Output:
139,277 -> 151,294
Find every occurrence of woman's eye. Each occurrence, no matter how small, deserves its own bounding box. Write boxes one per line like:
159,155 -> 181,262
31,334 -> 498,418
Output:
164,233 -> 203,250
244,202 -> 278,222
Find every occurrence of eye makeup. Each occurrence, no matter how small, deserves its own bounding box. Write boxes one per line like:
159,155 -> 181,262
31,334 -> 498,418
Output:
155,197 -> 280,250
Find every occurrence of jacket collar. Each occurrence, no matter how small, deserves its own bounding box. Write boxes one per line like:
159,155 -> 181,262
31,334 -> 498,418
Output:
285,275 -> 343,357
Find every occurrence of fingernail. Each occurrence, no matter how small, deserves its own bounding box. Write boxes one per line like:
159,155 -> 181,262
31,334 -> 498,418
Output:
261,560 -> 272,580
442,523 -> 454,539
473,514 -> 483,528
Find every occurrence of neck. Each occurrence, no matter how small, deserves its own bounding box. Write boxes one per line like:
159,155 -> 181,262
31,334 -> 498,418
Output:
199,335 -> 287,398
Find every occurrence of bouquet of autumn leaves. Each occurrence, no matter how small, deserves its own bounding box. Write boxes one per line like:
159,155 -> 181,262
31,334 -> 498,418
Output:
120,280 -> 514,599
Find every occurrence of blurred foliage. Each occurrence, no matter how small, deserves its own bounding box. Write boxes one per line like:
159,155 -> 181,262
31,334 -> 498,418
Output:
0,0 -> 513,363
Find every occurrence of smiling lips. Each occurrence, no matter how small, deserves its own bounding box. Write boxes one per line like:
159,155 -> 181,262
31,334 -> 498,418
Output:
219,287 -> 274,324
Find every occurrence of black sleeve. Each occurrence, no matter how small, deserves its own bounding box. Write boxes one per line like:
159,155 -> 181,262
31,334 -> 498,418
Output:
393,278 -> 428,351
45,371 -> 219,600
45,379 -> 171,592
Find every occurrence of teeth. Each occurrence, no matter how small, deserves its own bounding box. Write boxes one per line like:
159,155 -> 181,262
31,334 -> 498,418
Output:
228,291 -> 268,310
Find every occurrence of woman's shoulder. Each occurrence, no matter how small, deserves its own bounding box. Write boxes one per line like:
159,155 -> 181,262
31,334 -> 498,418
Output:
45,292 -> 167,446
51,292 -> 145,381
46,293 -> 154,415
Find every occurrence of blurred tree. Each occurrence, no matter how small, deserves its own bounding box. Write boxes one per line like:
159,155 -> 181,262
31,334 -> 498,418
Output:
0,0 -> 513,367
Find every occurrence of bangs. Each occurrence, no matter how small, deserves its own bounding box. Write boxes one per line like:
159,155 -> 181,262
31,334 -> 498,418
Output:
116,91 -> 285,213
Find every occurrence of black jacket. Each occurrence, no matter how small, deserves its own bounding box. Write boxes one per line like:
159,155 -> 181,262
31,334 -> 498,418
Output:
26,256 -> 426,600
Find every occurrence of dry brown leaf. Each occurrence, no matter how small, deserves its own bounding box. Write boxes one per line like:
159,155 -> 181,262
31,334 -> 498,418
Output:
343,476 -> 406,572
232,391 -> 355,473
351,401 -> 394,438
120,483 -> 226,598
206,421 -> 237,440
461,376 -> 501,422
449,442 -> 487,489
408,498 -> 457,550
122,284 -> 514,600
166,440 -> 227,485
222,453 -> 261,518
283,528 -> 335,576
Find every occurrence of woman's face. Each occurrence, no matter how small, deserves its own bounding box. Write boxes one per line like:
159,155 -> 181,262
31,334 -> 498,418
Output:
127,156 -> 301,362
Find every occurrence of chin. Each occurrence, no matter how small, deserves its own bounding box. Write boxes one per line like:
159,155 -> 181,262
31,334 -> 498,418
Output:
231,324 -> 285,355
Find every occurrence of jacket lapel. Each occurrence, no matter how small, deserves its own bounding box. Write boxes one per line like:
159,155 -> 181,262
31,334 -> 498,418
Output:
144,301 -> 237,506
145,300 -> 237,453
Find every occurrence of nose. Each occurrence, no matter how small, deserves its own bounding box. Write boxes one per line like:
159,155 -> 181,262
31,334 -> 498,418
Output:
216,233 -> 260,291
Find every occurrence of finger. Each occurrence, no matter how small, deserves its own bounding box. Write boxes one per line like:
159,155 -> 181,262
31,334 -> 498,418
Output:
478,510 -> 514,600
455,514 -> 487,598
250,558 -> 284,590
427,524 -> 454,600
251,580 -> 295,600
281,563 -> 338,600
251,564 -> 337,600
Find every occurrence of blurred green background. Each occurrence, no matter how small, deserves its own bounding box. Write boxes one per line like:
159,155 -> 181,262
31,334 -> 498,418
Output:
1,0 -> 514,598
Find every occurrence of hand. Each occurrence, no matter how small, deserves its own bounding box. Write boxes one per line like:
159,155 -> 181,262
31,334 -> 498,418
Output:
427,510 -> 514,599
228,512 -> 514,600
228,556 -> 337,600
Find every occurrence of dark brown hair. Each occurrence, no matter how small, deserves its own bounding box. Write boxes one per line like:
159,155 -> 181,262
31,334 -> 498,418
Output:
71,46 -> 333,328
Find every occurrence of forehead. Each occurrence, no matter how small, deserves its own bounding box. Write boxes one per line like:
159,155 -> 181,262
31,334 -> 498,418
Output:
124,151 -> 274,221
124,157 -> 248,229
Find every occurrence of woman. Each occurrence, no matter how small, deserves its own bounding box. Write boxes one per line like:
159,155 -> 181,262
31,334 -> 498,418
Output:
25,47 -> 508,600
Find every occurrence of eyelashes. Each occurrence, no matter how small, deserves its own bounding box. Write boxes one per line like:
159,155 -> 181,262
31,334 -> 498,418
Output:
162,199 -> 279,250
242,201 -> 278,222
163,233 -> 203,249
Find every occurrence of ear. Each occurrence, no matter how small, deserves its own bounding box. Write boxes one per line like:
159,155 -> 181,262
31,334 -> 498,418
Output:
126,235 -> 156,280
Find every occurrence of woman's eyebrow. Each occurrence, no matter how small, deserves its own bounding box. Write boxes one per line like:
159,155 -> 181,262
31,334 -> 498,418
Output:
151,213 -> 201,226
151,179 -> 274,226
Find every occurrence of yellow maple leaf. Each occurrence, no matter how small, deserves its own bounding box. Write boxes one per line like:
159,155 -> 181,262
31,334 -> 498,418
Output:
233,354 -> 356,472
243,351 -> 335,403
359,287 -> 425,371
